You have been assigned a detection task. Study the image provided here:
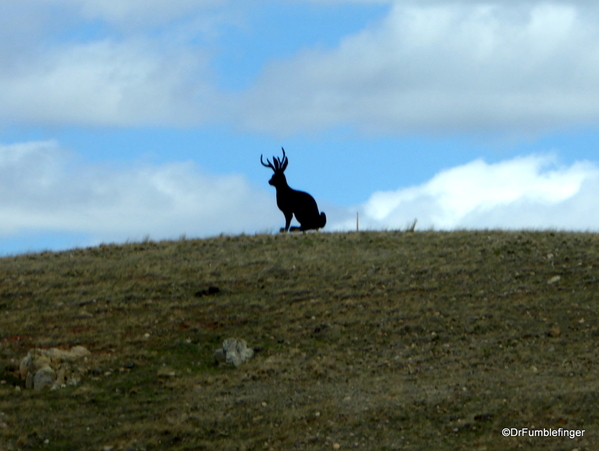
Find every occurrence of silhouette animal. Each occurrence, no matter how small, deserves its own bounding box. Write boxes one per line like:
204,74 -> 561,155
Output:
261,148 -> 326,232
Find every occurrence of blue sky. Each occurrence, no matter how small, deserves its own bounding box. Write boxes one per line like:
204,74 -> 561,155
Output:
2,0 -> 599,255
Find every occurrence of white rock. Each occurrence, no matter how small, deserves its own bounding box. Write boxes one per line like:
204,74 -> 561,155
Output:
547,275 -> 561,284
214,338 -> 254,367
19,346 -> 92,390
33,366 -> 56,391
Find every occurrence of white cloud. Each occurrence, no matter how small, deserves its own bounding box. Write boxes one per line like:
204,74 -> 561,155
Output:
328,154 -> 599,231
3,1 -> 599,133
0,1 -> 228,127
0,141 -> 280,243
0,38 -> 218,126
240,2 -> 599,135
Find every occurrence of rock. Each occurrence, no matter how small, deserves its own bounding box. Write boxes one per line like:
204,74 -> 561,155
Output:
214,338 -> 254,367
157,367 -> 176,378
214,348 -> 227,364
33,366 -> 56,391
547,275 -> 561,284
548,327 -> 561,338
20,349 -> 50,380
45,346 -> 91,362
19,346 -> 92,390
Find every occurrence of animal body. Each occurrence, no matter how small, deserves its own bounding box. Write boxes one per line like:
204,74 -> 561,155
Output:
261,148 -> 326,232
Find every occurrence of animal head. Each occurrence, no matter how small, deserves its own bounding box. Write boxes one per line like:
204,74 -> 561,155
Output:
260,147 -> 289,187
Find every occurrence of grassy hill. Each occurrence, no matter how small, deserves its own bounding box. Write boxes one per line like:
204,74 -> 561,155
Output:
0,230 -> 598,450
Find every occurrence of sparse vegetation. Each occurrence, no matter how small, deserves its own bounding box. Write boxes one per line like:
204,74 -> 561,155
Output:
1,230 -> 598,450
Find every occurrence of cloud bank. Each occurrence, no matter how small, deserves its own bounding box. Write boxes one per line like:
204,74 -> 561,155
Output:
0,1 -> 223,126
242,2 -> 599,135
330,154 -> 599,231
0,39 -> 219,126
2,1 -> 599,134
0,141 -> 280,247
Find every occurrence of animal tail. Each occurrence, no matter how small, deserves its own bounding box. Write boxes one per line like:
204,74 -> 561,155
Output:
319,212 -> 327,229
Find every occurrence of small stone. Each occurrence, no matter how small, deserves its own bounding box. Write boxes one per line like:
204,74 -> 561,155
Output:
157,367 -> 176,378
547,275 -> 561,284
333,443 -> 341,449
548,327 -> 561,338
70,346 -> 91,358
214,338 -> 254,367
214,349 -> 226,364
33,367 -> 56,391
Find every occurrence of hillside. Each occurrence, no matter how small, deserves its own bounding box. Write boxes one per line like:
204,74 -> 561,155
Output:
0,230 -> 598,450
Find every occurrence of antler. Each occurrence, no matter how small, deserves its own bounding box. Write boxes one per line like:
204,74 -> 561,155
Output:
260,154 -> 275,170
280,147 -> 288,171
261,148 -> 288,172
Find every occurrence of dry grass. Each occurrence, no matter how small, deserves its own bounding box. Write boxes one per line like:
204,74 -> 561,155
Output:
0,230 -> 598,450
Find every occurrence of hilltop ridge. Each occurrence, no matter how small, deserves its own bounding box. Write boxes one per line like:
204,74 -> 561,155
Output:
1,230 -> 598,450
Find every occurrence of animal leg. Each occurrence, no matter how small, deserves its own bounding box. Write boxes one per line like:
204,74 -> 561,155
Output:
280,212 -> 293,232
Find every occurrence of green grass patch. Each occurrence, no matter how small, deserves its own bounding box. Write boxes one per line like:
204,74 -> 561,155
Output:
0,230 -> 598,450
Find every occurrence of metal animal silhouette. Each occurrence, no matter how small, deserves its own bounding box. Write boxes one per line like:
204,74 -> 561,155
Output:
261,148 -> 326,232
